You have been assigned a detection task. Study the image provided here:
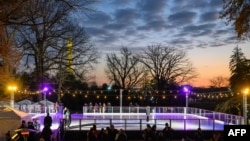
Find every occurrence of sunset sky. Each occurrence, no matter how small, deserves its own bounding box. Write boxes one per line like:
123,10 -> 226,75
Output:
76,0 -> 250,87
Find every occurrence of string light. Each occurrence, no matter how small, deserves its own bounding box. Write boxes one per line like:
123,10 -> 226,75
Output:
13,89 -> 236,101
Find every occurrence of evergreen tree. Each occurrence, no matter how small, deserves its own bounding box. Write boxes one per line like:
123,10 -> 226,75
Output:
229,46 -> 250,92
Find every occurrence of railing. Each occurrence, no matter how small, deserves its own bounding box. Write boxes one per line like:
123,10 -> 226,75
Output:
47,106 -> 241,131
14,104 -> 58,113
67,118 -> 227,131
82,106 -> 243,125
6,103 -> 243,131
9,104 -> 242,126
8,102 -> 242,125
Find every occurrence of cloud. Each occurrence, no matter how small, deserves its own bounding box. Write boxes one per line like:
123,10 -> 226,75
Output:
86,12 -> 112,25
137,0 -> 167,14
168,11 -> 197,26
200,11 -> 220,22
182,24 -> 215,36
77,0 -> 241,50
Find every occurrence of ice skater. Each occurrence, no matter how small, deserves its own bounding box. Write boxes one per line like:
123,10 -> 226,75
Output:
146,105 -> 150,122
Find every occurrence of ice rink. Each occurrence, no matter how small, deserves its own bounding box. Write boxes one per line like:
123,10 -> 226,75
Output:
33,112 -> 231,132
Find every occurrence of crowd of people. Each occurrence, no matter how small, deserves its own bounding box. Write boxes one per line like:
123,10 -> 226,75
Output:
84,121 -> 173,141
9,112 -> 54,141
87,124 -> 127,141
82,102 -> 141,113
83,102 -> 112,113
85,122 -> 174,141
142,123 -> 173,141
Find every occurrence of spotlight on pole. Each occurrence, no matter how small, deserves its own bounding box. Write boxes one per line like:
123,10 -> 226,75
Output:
183,86 -> 190,119
43,87 -> 49,113
183,86 -> 189,108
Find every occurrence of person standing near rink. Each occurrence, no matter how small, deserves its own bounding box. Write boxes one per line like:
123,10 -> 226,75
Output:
44,112 -> 52,127
146,105 -> 150,122
63,107 -> 71,128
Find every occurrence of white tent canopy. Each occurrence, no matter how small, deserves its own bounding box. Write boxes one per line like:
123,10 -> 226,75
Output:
34,100 -> 54,105
0,101 -> 9,106
31,100 -> 55,113
16,99 -> 34,105
0,106 -> 31,140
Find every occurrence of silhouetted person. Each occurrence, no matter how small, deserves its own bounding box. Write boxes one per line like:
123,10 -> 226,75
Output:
27,121 -> 35,130
44,112 -> 52,127
115,129 -> 127,141
19,120 -> 27,128
142,124 -> 155,141
146,105 -> 150,122
5,131 -> 11,141
41,125 -> 52,141
194,127 -> 203,141
162,123 -> 173,141
109,124 -> 118,141
88,124 -> 99,141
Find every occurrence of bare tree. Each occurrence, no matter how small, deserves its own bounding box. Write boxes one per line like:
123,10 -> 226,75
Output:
210,76 -> 229,88
0,25 -> 21,91
105,47 -> 147,89
0,0 -> 25,99
220,0 -> 250,38
139,44 -> 198,90
1,0 -> 99,100
0,0 -> 27,23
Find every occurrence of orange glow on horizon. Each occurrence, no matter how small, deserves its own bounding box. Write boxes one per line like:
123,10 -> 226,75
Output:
94,44 -> 249,88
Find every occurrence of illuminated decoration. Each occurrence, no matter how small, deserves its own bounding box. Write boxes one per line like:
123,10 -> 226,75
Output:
67,37 -> 73,73
108,85 -> 112,90
13,88 -> 236,104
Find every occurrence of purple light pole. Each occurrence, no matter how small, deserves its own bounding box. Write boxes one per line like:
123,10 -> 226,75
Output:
43,87 -> 48,113
183,87 -> 189,108
183,86 -> 190,119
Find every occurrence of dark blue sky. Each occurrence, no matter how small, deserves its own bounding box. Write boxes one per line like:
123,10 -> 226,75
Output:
74,0 -> 250,87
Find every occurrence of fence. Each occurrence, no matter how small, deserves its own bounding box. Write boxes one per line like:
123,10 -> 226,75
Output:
83,106 -> 243,125
59,106 -> 243,131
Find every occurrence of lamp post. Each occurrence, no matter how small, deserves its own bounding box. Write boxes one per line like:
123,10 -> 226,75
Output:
43,87 -> 48,113
120,89 -> 123,113
184,87 -> 189,108
183,86 -> 190,119
8,85 -> 17,108
243,88 -> 249,125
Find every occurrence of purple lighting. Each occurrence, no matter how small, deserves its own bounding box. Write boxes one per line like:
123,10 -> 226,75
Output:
183,86 -> 189,92
43,87 -> 48,92
43,87 -> 49,113
183,86 -> 190,108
